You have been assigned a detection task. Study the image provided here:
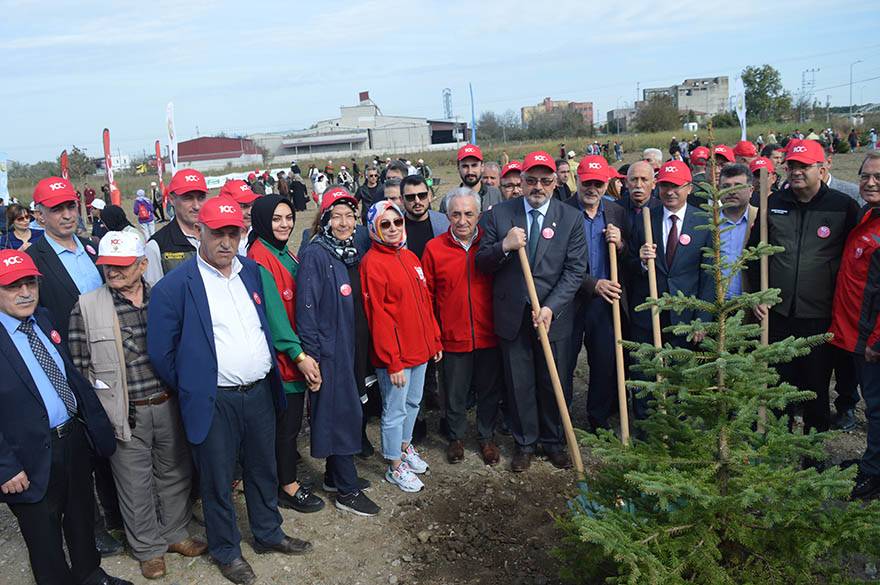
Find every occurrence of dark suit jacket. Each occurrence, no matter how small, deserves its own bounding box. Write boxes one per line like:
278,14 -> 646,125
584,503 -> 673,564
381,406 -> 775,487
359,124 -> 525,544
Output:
147,255 -> 286,445
27,234 -> 102,343
625,203 -> 713,332
475,197 -> 587,342
0,308 -> 115,503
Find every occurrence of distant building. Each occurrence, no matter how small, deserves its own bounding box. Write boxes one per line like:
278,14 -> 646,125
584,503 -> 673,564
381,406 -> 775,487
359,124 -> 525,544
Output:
94,154 -> 132,172
521,97 -> 594,126
177,136 -> 263,171
641,76 -> 729,117
606,108 -> 638,133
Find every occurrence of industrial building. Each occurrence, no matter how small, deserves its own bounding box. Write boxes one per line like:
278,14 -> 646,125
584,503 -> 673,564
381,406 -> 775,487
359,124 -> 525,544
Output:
521,97 -> 594,126
641,76 -> 729,117
177,136 -> 263,171
605,107 -> 638,133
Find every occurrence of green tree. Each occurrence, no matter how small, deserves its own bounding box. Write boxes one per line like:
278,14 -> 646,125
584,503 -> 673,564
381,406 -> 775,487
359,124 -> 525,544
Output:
554,170 -> 880,584
634,95 -> 681,133
67,146 -> 95,180
742,65 -> 793,122
477,111 -> 504,141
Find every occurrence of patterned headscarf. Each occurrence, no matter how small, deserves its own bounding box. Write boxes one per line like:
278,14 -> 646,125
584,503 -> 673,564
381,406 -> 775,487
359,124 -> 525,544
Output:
366,200 -> 407,249
316,197 -> 360,267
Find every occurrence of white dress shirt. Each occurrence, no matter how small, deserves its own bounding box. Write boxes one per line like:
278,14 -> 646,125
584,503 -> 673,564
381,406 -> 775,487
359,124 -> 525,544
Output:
524,196 -> 552,233
196,253 -> 273,386
661,205 -> 687,247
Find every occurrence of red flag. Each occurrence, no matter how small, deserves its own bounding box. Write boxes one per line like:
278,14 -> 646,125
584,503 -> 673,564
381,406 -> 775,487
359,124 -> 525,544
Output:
60,150 -> 70,180
155,140 -> 168,206
102,128 -> 121,206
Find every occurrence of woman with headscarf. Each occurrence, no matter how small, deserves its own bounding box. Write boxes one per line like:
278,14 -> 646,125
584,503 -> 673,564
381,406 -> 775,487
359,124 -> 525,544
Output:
296,187 -> 380,516
290,174 -> 309,212
246,195 -> 325,514
360,200 -> 442,493
101,204 -> 145,244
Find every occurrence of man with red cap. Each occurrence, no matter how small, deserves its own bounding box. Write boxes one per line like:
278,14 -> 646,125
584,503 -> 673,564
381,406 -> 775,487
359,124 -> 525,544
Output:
499,161 -> 523,200
747,139 -> 860,437
220,179 -> 260,256
148,198 -> 311,584
68,231 -> 206,579
476,151 -> 587,471
733,140 -> 758,165
627,161 -> 713,417
0,250 -> 129,585
690,146 -> 711,184
564,156 -> 628,432
144,169 -> 207,286
440,144 -> 502,213
709,145 -> 736,186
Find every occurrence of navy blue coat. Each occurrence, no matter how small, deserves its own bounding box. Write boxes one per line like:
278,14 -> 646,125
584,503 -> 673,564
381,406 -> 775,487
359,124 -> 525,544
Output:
147,255 -> 286,445
0,308 -> 116,503
295,244 -> 362,458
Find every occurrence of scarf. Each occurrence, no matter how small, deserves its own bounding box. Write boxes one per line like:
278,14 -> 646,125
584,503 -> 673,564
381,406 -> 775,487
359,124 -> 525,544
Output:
366,200 -> 406,249
101,205 -> 133,231
247,195 -> 294,251
316,199 -> 360,267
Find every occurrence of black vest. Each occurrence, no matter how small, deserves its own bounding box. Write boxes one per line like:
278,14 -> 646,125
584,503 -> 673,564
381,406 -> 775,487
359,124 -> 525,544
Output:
150,219 -> 196,276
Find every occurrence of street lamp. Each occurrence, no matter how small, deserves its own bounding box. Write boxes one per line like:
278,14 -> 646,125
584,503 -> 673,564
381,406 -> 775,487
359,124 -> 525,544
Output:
850,59 -> 863,120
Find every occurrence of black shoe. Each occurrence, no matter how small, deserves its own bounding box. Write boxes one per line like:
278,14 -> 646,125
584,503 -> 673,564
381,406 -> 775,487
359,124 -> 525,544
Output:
358,433 -> 375,459
852,472 -> 880,499
335,491 -> 381,517
93,575 -> 134,585
253,535 -> 312,556
216,556 -> 256,585
95,527 -> 124,557
277,486 -> 325,513
323,474 -> 371,493
412,417 -> 427,444
833,408 -> 857,432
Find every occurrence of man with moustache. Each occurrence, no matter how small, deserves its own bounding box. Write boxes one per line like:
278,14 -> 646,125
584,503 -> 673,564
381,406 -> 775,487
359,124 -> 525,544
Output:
440,144 -> 502,213
218,179 -> 260,256
716,164 -> 757,299
482,162 -> 501,190
499,161 -> 523,201
614,161 -> 661,238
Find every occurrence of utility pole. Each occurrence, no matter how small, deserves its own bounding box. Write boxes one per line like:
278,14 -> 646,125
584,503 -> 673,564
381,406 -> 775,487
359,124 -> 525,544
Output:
850,59 -> 863,122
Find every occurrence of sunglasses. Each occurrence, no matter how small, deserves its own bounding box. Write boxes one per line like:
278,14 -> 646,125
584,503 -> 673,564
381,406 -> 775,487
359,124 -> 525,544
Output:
403,191 -> 430,202
379,218 -> 404,230
523,177 -> 555,187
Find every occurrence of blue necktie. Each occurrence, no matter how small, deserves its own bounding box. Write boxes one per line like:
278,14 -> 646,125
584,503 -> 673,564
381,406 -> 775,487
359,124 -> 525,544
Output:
19,320 -> 76,416
528,209 -> 541,265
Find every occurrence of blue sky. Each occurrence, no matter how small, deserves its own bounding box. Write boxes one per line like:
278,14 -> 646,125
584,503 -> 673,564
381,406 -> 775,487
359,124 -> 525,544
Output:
2,0 -> 879,163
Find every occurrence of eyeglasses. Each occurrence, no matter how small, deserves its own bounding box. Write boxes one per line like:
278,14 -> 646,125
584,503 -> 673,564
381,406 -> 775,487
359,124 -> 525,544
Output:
500,183 -> 522,191
404,191 -> 430,202
379,218 -> 404,230
523,177 -> 555,187
859,173 -> 880,183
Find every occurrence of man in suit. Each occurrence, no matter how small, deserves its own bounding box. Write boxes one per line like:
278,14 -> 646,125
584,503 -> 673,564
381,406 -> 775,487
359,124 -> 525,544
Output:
147,197 -> 311,585
627,161 -> 714,417
0,249 -> 130,585
565,156 -> 628,432
476,151 -> 587,472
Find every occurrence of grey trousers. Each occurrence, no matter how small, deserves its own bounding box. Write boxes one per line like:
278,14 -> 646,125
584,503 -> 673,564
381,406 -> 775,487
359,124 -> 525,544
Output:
108,396 -> 193,561
443,348 -> 502,442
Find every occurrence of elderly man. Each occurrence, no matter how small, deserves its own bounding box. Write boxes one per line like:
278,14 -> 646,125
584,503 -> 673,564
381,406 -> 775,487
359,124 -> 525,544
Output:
829,151 -> 880,498
476,151 -> 587,471
440,144 -> 502,213
820,144 -> 864,206
642,148 -> 663,172
716,164 -> 757,299
482,162 -> 501,190
423,188 -> 502,465
747,139 -> 860,436
614,161 -> 661,238
0,250 -> 129,585
733,140 -> 758,165
145,169 -> 207,285
148,198 -> 310,585
68,231 -> 206,579
565,156 -> 628,432
499,161 -> 523,201
219,179 -> 260,256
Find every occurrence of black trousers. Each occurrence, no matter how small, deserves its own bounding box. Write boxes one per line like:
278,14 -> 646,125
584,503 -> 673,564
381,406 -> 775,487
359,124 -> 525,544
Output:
275,391 -> 305,487
326,455 -> 359,496
92,453 -> 122,530
499,310 -> 572,453
9,421 -> 106,585
833,344 -> 861,412
770,315 -> 834,433
568,298 -> 618,428
443,348 -> 502,442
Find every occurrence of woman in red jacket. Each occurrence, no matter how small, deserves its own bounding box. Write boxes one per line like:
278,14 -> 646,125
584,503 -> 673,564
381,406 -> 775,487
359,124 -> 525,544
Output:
361,200 -> 442,493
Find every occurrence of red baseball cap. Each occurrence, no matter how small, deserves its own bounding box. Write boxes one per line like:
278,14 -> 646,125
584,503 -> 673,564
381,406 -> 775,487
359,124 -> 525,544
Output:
690,146 -> 710,163
168,169 -> 207,195
713,145 -> 735,163
749,157 -> 775,175
247,172 -> 256,181
733,140 -> 757,157
457,144 -> 483,162
33,177 -> 78,208
219,179 -> 259,204
575,156 -> 610,183
198,196 -> 245,230
785,139 -> 825,165
0,250 -> 42,286
656,161 -> 692,186
320,187 -> 358,213
521,151 -> 556,173
501,161 -> 522,177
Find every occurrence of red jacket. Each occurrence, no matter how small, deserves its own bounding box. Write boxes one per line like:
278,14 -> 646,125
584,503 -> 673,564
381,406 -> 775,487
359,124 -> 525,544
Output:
829,207 -> 880,354
360,244 -> 442,372
422,228 -> 497,353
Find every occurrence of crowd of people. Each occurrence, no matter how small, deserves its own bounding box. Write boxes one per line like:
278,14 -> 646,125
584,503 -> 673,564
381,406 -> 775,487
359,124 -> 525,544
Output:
1,133 -> 880,585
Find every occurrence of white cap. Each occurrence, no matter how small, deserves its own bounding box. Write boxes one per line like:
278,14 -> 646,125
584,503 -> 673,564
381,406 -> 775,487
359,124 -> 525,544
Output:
96,231 -> 145,266
91,198 -> 106,210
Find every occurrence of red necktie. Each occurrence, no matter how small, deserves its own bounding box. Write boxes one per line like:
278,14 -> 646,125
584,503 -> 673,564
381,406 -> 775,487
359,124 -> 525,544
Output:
666,214 -> 678,267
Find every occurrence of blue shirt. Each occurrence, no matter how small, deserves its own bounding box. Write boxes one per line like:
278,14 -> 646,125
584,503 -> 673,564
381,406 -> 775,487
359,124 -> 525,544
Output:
44,234 -> 102,294
577,199 -> 610,280
0,312 -> 73,427
524,197 -> 552,234
719,210 -> 750,299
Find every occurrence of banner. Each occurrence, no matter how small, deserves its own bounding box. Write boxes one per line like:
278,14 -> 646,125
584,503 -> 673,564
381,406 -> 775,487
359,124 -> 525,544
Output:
0,153 -> 8,202
103,128 -> 121,205
155,139 -> 168,206
60,150 -> 70,181
732,76 -> 747,142
166,102 -> 178,176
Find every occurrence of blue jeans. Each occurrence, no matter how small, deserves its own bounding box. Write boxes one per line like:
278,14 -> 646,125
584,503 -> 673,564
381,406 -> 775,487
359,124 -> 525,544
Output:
854,354 -> 880,477
377,363 -> 427,460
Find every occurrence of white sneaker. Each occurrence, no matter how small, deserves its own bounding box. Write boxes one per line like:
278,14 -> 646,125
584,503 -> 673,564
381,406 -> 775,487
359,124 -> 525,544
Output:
402,444 -> 429,474
385,462 -> 424,493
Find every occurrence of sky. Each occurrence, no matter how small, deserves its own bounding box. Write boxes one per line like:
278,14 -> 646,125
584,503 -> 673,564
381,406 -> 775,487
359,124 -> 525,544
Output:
2,0 -> 879,163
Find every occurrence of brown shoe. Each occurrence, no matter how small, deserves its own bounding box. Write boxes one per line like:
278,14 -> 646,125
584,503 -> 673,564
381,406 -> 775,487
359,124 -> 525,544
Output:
168,537 -> 208,557
511,450 -> 532,472
479,441 -> 500,466
547,450 -> 573,470
140,556 -> 166,580
446,440 -> 465,463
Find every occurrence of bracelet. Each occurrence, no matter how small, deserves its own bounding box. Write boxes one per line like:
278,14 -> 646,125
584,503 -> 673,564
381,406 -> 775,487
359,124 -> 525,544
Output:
293,352 -> 307,364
